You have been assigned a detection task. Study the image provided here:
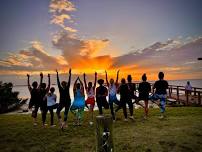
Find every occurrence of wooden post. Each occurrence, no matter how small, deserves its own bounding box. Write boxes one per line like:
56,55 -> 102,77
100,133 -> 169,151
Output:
96,115 -> 114,152
194,88 -> 197,96
169,87 -> 171,98
186,91 -> 189,105
198,92 -> 201,106
177,86 -> 179,104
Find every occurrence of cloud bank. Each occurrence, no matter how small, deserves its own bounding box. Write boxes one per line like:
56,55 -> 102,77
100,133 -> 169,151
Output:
0,35 -> 201,79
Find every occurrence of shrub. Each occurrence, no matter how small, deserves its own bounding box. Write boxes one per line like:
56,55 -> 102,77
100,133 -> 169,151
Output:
0,81 -> 20,113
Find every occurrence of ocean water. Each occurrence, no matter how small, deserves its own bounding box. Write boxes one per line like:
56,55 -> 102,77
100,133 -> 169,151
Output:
13,79 -> 202,99
1,75 -> 202,100
1,75 -> 201,113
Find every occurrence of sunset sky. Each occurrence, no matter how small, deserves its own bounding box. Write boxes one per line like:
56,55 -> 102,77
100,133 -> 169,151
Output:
0,0 -> 202,80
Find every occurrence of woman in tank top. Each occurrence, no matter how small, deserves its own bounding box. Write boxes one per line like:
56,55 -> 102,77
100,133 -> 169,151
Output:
83,72 -> 97,125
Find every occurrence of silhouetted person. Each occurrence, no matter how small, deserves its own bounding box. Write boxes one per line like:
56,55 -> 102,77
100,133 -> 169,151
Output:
127,75 -> 137,100
56,69 -> 71,129
70,77 -> 85,126
116,78 -> 134,121
138,74 -> 151,118
105,70 -> 120,121
39,73 -> 50,128
84,72 -> 97,125
27,74 -> 42,126
96,79 -> 109,115
44,87 -> 58,127
152,72 -> 168,119
185,81 -> 192,95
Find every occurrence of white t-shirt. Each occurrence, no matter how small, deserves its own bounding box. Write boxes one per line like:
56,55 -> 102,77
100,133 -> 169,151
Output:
185,84 -> 192,91
87,87 -> 95,98
47,94 -> 57,107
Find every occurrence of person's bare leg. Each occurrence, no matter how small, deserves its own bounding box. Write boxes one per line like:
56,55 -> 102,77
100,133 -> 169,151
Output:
33,117 -> 37,126
89,105 -> 94,125
144,100 -> 148,119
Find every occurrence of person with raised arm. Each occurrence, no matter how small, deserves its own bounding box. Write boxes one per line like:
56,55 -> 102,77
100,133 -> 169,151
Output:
70,77 -> 85,126
43,87 -> 58,127
56,69 -> 71,129
38,73 -> 50,128
105,70 -> 120,121
83,72 -> 97,125
27,74 -> 41,126
138,74 -> 151,119
96,78 -> 109,115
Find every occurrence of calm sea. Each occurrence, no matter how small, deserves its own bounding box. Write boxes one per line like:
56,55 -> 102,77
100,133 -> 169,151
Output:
0,75 -> 202,100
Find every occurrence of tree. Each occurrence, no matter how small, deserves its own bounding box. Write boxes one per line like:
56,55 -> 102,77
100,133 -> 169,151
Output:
0,82 -> 21,113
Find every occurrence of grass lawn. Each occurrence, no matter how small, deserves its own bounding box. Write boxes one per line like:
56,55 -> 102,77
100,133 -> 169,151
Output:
0,107 -> 202,152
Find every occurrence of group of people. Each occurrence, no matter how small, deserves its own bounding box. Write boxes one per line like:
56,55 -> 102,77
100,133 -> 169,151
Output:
27,69 -> 169,129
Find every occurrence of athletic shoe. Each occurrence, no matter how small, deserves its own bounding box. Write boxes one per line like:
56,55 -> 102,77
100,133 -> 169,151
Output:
89,121 -> 93,125
50,124 -> 56,128
124,119 -> 128,122
143,116 -> 147,120
73,121 -> 78,126
33,122 -> 37,126
159,115 -> 164,119
129,116 -> 134,120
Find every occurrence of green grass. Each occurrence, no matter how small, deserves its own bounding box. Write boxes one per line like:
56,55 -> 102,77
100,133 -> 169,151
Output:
0,107 -> 202,152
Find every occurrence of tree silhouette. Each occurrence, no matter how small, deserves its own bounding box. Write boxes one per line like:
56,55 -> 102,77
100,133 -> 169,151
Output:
0,82 -> 21,113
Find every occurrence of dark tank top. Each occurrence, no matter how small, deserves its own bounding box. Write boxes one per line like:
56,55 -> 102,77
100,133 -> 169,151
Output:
30,88 -> 40,106
39,89 -> 47,108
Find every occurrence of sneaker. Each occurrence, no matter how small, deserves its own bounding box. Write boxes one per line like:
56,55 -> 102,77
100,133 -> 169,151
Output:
33,122 -> 37,126
73,121 -> 78,126
50,124 -> 56,128
143,116 -> 147,120
159,115 -> 164,119
113,120 -> 116,123
129,116 -> 134,120
124,119 -> 128,122
89,121 -> 93,125
78,122 -> 82,126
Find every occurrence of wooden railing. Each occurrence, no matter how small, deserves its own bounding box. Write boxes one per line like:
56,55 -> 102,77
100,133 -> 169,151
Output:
167,85 -> 202,105
136,83 -> 202,105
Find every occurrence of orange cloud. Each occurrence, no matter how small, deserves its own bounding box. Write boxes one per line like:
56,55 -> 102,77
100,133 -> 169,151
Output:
52,32 -> 112,73
0,41 -> 68,72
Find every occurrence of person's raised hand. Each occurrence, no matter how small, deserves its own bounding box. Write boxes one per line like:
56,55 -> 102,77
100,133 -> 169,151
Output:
56,69 -> 58,73
48,74 -> 50,77
40,72 -> 43,78
27,74 -> 30,78
69,68 -> 71,74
